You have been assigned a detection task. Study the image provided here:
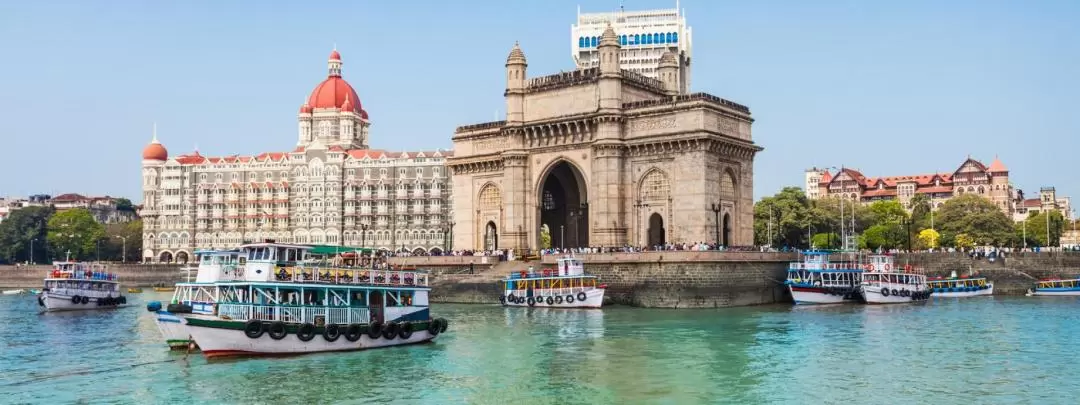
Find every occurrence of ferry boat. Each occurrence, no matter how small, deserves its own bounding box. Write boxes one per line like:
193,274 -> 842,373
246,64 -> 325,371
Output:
928,271 -> 994,298
500,256 -> 606,308
859,255 -> 932,304
147,251 -> 234,350
784,250 -> 864,305
38,261 -> 127,311
170,241 -> 448,358
1027,278 -> 1080,296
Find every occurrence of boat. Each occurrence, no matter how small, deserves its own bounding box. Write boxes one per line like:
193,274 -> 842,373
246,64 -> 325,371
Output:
170,241 -> 449,358
928,271 -> 994,298
1027,278 -> 1080,296
146,252 -> 233,350
153,287 -> 175,292
859,255 -> 932,304
2,289 -> 26,295
499,256 -> 606,308
38,261 -> 127,311
28,289 -> 41,294
784,250 -> 864,305
127,287 -> 144,293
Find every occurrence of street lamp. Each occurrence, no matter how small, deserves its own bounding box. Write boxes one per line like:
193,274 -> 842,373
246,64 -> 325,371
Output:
900,218 -> 912,252
447,220 -> 455,252
710,203 -> 722,245
114,235 -> 128,263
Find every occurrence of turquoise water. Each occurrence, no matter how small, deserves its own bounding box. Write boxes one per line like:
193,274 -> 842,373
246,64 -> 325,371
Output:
2,293 -> 1078,404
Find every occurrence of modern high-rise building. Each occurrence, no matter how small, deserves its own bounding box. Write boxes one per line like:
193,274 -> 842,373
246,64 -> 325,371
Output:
139,50 -> 454,263
571,3 -> 692,93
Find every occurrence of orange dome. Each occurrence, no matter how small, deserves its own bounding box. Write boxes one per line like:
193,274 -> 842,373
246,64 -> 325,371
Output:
143,142 -> 167,161
308,77 -> 361,112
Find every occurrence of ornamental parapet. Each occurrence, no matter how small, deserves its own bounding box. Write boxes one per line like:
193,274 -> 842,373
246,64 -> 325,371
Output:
623,92 -> 751,114
619,69 -> 665,93
525,68 -> 599,92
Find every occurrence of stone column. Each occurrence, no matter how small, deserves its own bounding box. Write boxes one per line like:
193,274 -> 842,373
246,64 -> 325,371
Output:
501,151 -> 529,250
590,138 -> 628,247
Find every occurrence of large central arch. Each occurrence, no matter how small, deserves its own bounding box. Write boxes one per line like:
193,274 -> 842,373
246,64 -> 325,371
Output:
538,160 -> 588,249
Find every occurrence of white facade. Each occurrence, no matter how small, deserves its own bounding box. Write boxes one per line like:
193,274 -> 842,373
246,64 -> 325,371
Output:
804,168 -> 827,200
140,52 -> 454,263
571,4 -> 692,92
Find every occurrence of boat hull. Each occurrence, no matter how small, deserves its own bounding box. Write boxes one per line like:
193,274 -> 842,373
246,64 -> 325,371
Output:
788,286 -> 857,305
1029,289 -> 1080,296
154,310 -> 193,349
501,289 -> 604,308
861,285 -> 932,304
933,285 -> 994,298
40,292 -> 125,312
183,317 -> 440,358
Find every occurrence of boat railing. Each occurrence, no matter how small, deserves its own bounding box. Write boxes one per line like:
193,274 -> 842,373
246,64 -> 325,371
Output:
218,303 -> 370,325
271,267 -> 429,287
787,263 -> 862,270
506,286 -> 593,297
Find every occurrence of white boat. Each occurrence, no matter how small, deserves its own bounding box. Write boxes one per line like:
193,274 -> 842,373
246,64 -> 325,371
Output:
2,289 -> 26,295
500,256 -> 606,308
39,261 -> 127,311
928,271 -> 994,298
146,250 -> 233,350
173,241 -> 448,358
784,250 -> 863,305
1027,278 -> 1080,296
859,255 -> 932,304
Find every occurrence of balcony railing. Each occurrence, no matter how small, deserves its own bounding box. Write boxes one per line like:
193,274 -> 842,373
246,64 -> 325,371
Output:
270,267 -> 429,287
217,303 -> 370,325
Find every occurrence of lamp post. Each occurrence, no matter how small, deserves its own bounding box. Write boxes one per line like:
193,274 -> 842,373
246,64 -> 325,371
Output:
114,235 -> 128,263
29,238 -> 35,265
901,218 -> 912,252
710,203 -> 722,245
569,203 -> 588,248
448,220 -> 455,251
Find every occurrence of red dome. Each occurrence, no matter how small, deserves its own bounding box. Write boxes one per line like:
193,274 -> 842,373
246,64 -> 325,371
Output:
143,142 -> 167,161
329,49 -> 341,60
307,77 -> 362,112
299,103 -> 313,113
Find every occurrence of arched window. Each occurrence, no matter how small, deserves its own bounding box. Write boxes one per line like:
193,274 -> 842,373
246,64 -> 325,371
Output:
655,32 -> 662,43
620,35 -> 627,45
645,33 -> 651,44
590,36 -> 597,47
640,170 -> 670,201
978,186 -> 985,194
672,33 -> 678,43
721,170 -> 737,201
478,185 -> 501,210
634,34 -> 640,44
578,37 -> 585,48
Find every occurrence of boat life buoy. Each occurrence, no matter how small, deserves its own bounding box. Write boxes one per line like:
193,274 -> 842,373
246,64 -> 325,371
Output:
81,296 -> 89,305
555,295 -> 564,304
296,323 -> 316,341
438,318 -> 449,333
398,322 -> 413,339
428,319 -> 441,336
546,296 -> 555,305
884,264 -> 891,271
577,292 -> 587,302
566,295 -> 575,304
268,321 -> 287,340
244,320 -> 265,339
367,321 -> 383,339
323,324 -> 341,342
345,324 -> 363,342
904,264 -> 912,272
527,297 -> 536,307
881,288 -> 890,297
381,322 -> 399,340
71,295 -> 81,304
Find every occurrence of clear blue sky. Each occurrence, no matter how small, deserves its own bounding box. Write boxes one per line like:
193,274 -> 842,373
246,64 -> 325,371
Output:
1,0 -> 1077,204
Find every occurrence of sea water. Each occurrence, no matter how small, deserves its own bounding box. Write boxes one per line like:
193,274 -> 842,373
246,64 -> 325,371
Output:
1,293 -> 1078,404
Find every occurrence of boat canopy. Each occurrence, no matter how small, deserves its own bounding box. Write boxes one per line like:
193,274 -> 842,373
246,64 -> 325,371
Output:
306,245 -> 377,256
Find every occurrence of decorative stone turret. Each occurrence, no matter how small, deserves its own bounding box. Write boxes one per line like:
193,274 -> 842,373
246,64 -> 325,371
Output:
657,51 -> 680,96
597,24 -> 623,115
505,41 -> 527,125
597,24 -> 621,75
298,102 -> 313,144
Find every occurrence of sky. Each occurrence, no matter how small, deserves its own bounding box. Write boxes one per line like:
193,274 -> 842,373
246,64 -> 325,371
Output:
1,0 -> 1077,204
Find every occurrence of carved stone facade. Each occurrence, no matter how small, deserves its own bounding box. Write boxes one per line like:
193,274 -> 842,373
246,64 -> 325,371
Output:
448,30 -> 761,251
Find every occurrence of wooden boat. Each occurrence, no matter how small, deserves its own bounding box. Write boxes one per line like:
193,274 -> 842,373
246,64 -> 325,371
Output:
500,256 -> 606,308
928,272 -> 993,298
171,241 -> 448,358
1027,278 -> 1080,296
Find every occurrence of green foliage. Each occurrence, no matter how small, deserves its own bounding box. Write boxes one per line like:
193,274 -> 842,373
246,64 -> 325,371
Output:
955,233 -> 975,249
114,198 -> 134,212
539,224 -> 552,249
861,223 -> 908,250
99,220 -> 143,261
810,233 -> 840,249
1016,211 -> 1065,247
916,228 -> 941,250
754,187 -> 815,248
909,193 -> 931,227
0,206 -> 54,263
46,208 -> 104,261
865,200 -> 909,226
934,194 -> 1015,247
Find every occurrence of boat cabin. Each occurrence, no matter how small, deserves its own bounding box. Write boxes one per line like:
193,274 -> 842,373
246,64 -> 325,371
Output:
193,250 -> 244,283
1035,279 -> 1080,290
556,256 -> 585,276
790,250 -> 861,271
47,261 -> 117,282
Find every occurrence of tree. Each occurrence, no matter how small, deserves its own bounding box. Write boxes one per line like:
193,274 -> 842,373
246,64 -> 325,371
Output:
114,197 -> 135,212
955,233 -> 975,250
916,228 -> 941,250
46,208 -> 104,261
0,206 -> 54,263
807,197 -> 874,237
754,187 -> 815,248
1018,211 -> 1065,247
909,193 -> 932,227
861,223 -> 907,251
99,220 -> 143,261
935,194 -> 1014,247
539,224 -> 552,249
810,233 -> 840,249
865,200 -> 909,226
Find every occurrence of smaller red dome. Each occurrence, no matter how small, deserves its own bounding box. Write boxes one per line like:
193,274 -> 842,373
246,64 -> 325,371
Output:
360,109 -> 369,120
143,142 -> 167,161
329,50 -> 341,60
299,103 -> 313,113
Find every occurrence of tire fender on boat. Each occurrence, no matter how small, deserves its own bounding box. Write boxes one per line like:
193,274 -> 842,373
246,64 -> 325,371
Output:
71,295 -> 81,304
323,324 -> 341,342
37,296 -> 44,307
81,296 -> 89,305
438,318 -> 448,333
566,295 -> 575,304
381,322 -> 399,340
398,322 -> 413,339
555,295 -> 563,304
546,296 -> 555,305
268,321 -> 288,340
577,292 -> 587,302
900,289 -> 909,297
367,321 -> 383,339
891,289 -> 899,297
296,323 -> 316,341
507,294 -> 516,302
527,297 -> 536,307
344,324 -> 363,342
881,288 -> 890,297
428,319 -> 441,336
499,295 -> 506,305
244,320 -> 265,339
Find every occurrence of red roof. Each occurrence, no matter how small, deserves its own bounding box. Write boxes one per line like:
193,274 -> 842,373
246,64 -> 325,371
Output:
861,189 -> 897,197
1024,198 -> 1041,208
307,50 -> 362,113
916,186 -> 953,194
818,171 -> 832,184
329,49 -> 341,60
988,157 -> 1008,173
52,193 -> 88,202
143,142 -> 167,161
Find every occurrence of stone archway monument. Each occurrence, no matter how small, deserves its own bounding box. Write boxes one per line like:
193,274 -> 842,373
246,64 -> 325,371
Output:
448,32 -> 762,251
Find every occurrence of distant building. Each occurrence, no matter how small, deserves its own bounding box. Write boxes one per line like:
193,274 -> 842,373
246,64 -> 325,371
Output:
1013,187 -> 1072,222
572,4 -> 692,92
0,194 -> 135,224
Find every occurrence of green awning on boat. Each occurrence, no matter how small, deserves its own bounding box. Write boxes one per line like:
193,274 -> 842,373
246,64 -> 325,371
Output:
305,245 -> 376,256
